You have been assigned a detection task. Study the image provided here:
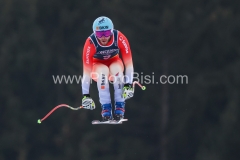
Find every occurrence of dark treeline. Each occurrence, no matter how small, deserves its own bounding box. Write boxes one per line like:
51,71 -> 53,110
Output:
0,0 -> 239,160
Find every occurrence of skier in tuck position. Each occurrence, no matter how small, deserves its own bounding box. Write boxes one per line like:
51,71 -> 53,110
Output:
81,16 -> 134,121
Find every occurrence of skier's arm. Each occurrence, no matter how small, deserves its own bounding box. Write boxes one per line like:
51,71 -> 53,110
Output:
118,31 -> 134,84
82,38 -> 96,94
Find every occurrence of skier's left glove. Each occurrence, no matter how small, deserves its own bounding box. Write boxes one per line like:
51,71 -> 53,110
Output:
82,94 -> 96,110
122,83 -> 134,100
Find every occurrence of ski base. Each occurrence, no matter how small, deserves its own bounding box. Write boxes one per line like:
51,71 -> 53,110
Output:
92,119 -> 128,125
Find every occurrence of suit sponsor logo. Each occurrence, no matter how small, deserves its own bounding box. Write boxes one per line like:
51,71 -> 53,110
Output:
119,36 -> 129,54
101,74 -> 106,89
86,46 -> 90,64
96,49 -> 119,55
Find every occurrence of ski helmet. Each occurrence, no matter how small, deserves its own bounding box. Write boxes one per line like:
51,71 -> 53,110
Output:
92,16 -> 114,33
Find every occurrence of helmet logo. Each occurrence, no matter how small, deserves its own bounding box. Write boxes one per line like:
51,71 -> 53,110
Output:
98,18 -> 105,25
100,26 -> 108,29
96,26 -> 109,30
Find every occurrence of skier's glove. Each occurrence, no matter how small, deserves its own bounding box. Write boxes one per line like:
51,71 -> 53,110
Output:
82,94 -> 96,110
122,83 -> 134,100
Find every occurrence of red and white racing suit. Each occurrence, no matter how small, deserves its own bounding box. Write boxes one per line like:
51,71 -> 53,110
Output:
82,29 -> 133,104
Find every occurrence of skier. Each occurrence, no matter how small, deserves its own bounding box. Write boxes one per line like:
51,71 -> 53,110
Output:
81,16 -> 134,121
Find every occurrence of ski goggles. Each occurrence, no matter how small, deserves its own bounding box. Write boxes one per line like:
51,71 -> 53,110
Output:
95,30 -> 112,38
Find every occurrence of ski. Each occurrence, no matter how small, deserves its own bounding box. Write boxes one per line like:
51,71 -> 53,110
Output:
92,119 -> 128,125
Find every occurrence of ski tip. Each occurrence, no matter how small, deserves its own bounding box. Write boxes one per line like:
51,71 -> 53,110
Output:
37,119 -> 41,124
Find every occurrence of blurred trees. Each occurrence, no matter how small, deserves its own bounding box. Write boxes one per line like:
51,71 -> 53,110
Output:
0,0 -> 239,160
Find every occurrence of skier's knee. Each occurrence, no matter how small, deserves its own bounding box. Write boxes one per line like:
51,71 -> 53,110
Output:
109,62 -> 124,75
93,63 -> 109,75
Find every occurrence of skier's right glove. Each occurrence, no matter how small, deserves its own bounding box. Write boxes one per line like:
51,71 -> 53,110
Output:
122,83 -> 134,100
82,94 -> 96,110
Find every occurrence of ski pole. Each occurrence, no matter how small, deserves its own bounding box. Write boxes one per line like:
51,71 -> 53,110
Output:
37,104 -> 83,124
38,81 -> 146,124
132,81 -> 146,93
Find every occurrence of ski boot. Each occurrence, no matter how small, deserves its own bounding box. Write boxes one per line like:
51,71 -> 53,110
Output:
101,103 -> 112,121
114,102 -> 125,120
